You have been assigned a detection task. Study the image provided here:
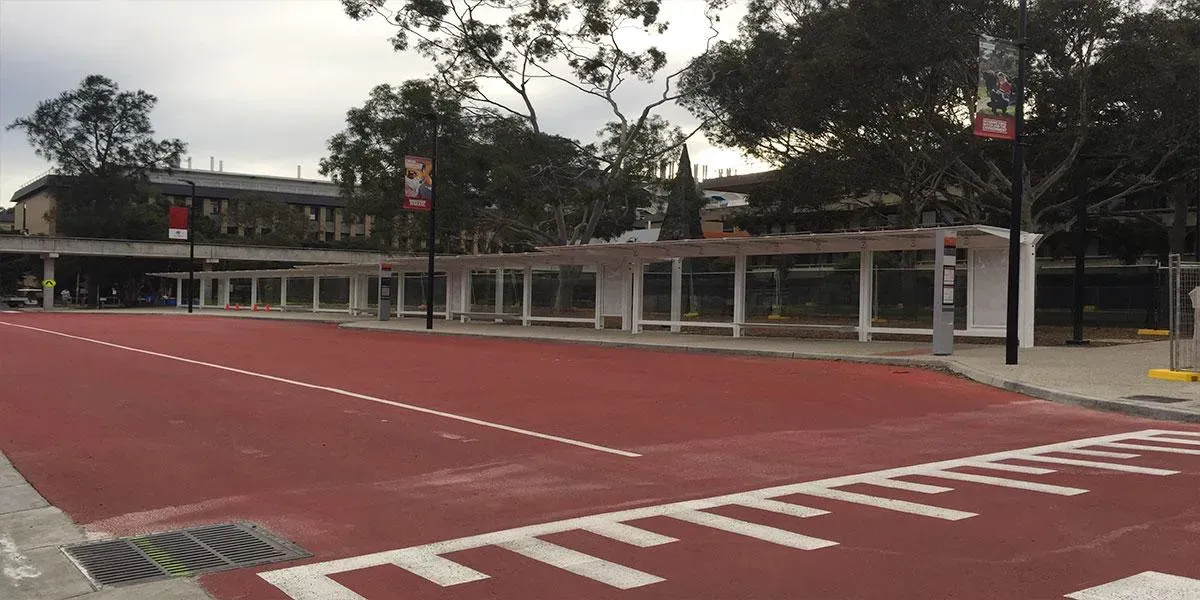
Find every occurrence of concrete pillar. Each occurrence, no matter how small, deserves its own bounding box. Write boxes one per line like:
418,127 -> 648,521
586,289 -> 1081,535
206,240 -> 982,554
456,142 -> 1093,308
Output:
221,277 -> 231,308
280,277 -> 288,310
494,269 -> 504,318
670,258 -> 683,332
176,278 -> 184,309
522,266 -> 532,326
733,254 -> 747,338
313,277 -> 321,312
459,270 -> 471,322
631,259 -> 644,334
858,251 -> 874,342
594,264 -> 605,330
620,264 -> 632,332
198,278 -> 207,309
251,277 -> 259,307
397,273 -> 406,314
42,254 -> 56,309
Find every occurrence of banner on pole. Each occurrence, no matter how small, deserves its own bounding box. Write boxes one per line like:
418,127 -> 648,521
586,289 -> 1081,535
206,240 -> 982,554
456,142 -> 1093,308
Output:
973,34 -> 1019,140
403,155 -> 434,211
168,206 -> 189,240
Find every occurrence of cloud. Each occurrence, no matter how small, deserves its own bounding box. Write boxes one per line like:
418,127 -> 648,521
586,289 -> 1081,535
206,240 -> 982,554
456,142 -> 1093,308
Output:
0,0 -> 762,208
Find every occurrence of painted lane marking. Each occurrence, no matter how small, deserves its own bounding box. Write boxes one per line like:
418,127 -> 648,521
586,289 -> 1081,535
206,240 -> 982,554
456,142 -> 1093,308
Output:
496,537 -> 663,589
1015,455 -> 1178,475
923,470 -> 1087,496
0,321 -> 639,458
863,478 -> 954,494
793,487 -> 977,521
1147,436 -> 1200,446
1057,448 -> 1139,459
1100,441 -> 1200,456
1155,431 -> 1200,437
1065,571 -> 1200,599
260,429 -> 1197,599
667,510 -> 838,550
960,461 -> 1056,475
580,523 -> 677,547
736,497 -> 829,518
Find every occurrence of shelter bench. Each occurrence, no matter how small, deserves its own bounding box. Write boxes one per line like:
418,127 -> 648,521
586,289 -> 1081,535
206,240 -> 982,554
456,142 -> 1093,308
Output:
452,311 -> 523,323
736,322 -> 857,332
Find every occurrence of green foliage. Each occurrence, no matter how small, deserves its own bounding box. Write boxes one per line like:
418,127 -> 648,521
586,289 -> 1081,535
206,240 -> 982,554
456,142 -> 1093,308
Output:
658,145 -> 704,240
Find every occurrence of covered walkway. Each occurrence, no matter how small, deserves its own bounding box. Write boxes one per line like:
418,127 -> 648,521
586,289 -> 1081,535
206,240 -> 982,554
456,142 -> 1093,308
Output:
151,225 -> 1043,347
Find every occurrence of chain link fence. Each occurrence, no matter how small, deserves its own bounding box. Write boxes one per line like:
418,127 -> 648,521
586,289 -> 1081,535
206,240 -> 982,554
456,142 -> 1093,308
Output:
1167,254 -> 1200,372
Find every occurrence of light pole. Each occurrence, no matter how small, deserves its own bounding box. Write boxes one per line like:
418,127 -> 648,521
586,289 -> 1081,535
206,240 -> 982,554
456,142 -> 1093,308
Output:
179,179 -> 196,313
1005,0 -> 1028,365
423,112 -> 439,330
1067,153 -> 1128,346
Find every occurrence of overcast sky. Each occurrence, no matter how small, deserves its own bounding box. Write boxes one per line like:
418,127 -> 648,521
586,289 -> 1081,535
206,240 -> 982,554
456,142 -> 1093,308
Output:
0,0 -> 766,208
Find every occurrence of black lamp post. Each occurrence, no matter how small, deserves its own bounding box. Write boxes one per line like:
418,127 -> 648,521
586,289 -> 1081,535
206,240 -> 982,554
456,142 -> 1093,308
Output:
1005,0 -> 1029,365
179,179 -> 196,313
422,112 -> 439,330
1066,154 -> 1128,346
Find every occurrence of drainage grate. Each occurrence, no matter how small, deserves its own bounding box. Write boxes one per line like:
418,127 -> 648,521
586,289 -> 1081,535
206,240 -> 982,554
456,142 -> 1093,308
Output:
1123,394 -> 1192,404
62,522 -> 308,587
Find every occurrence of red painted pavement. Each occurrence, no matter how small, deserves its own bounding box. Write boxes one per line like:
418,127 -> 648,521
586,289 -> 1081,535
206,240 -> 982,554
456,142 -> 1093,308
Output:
0,312 -> 1197,600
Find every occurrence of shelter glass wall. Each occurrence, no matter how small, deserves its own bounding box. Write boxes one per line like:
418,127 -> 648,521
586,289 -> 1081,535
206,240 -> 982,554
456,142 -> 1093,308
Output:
229,278 -> 253,306
402,272 -> 446,312
286,277 -> 314,306
743,253 -> 859,327
318,277 -> 350,309
530,267 -> 596,318
256,277 -> 282,306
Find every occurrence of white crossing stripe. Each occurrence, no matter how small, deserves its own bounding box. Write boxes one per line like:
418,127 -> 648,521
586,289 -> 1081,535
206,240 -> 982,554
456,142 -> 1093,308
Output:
794,487 -> 976,521
667,509 -> 838,550
1016,455 -> 1178,475
736,498 -> 829,518
923,470 -> 1087,496
960,461 -> 1057,475
581,522 -> 678,547
496,537 -> 663,589
1153,430 -> 1200,437
1146,436 -> 1200,446
1065,570 -> 1200,599
259,429 -> 1195,598
1059,449 -> 1139,459
1100,442 -> 1200,456
863,478 -> 954,494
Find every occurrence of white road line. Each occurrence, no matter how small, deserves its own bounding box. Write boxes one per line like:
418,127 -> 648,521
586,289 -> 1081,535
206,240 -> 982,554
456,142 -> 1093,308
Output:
259,429 -> 1192,598
923,470 -> 1087,496
1146,436 -> 1200,446
1058,449 -> 1140,459
1100,442 -> 1200,456
496,537 -> 663,589
1065,571 -> 1200,599
1015,455 -> 1178,475
0,321 -> 640,458
736,498 -> 829,518
581,522 -> 677,547
667,510 -> 838,550
960,461 -> 1057,475
863,478 -> 954,494
794,487 -> 977,520
1153,431 -> 1200,437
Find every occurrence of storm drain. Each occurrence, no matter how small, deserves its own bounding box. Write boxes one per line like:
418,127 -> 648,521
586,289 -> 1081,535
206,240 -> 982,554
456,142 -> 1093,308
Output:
62,522 -> 309,587
1123,394 -> 1192,404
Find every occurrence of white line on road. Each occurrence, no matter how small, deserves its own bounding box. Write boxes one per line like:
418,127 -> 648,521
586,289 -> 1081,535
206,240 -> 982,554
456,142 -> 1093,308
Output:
496,537 -> 664,589
1100,442 -> 1200,456
1058,448 -> 1140,459
1015,455 -> 1178,475
581,522 -> 677,547
923,470 -> 1087,496
667,509 -> 838,550
863,478 -> 954,494
1065,571 -> 1200,599
258,428 -> 1198,599
0,321 -> 640,458
735,498 -> 829,518
1147,436 -> 1200,446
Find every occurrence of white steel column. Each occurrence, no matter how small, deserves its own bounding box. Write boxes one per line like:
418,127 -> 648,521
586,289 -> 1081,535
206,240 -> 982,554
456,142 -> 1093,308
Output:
733,254 -> 747,338
494,269 -> 504,319
631,259 -> 644,334
522,266 -> 532,326
858,250 -> 874,342
594,264 -> 605,330
1019,239 -> 1037,348
459,270 -> 471,322
279,277 -> 288,310
397,272 -> 406,314
175,278 -> 184,309
221,277 -> 231,307
251,277 -> 259,307
198,278 -> 207,309
670,258 -> 683,332
312,277 -> 320,312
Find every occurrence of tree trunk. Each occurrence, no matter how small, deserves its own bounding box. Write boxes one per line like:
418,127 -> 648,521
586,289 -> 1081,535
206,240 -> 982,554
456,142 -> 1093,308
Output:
553,265 -> 583,313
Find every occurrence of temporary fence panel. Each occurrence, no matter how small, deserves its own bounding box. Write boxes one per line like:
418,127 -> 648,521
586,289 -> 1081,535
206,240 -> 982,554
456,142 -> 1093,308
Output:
1167,254 -> 1200,371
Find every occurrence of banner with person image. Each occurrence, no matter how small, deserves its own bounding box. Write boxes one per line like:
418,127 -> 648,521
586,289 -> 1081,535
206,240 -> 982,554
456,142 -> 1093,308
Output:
973,34 -> 1019,140
403,155 -> 433,211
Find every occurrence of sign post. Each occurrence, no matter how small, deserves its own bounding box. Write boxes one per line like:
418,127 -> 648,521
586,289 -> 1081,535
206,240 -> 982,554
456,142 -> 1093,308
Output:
405,112 -> 439,330
933,231 -> 957,356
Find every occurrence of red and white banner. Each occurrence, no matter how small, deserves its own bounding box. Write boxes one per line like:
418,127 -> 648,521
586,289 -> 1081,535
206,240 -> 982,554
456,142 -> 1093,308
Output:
168,206 -> 189,240
973,35 -> 1019,141
403,155 -> 433,211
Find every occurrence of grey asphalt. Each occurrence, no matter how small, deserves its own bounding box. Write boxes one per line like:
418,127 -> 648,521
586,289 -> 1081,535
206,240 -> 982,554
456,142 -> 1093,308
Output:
3,307 -> 1196,598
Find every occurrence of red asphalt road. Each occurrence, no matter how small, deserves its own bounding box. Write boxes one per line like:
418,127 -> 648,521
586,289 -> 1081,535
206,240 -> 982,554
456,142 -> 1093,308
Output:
0,312 -> 1198,600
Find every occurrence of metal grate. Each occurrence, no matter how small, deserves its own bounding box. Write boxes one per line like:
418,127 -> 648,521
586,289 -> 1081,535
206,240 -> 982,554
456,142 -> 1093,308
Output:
62,522 -> 308,587
1167,254 -> 1200,372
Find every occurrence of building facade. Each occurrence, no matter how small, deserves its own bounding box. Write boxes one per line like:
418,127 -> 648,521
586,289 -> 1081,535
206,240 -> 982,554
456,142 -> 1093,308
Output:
8,168 -> 372,242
